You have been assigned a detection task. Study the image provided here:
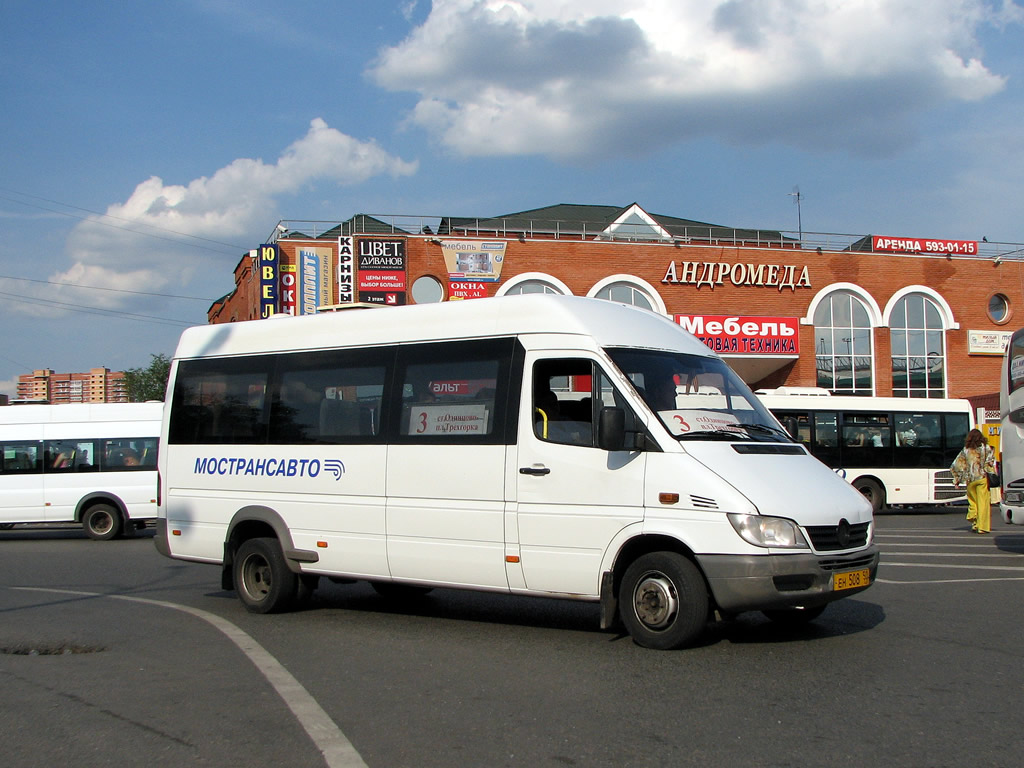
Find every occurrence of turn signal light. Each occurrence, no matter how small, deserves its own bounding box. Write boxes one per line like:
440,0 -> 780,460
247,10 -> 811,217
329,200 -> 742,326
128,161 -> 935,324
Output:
659,493 -> 680,504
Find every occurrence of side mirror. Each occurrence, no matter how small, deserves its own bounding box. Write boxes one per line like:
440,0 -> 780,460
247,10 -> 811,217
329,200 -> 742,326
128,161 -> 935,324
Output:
598,407 -> 626,451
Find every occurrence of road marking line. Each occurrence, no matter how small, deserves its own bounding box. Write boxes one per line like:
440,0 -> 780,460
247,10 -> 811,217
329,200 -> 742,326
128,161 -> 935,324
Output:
883,551 -> 1024,557
11,587 -> 368,768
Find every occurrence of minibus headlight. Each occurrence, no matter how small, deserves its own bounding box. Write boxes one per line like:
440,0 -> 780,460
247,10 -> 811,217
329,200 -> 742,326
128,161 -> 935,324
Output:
727,513 -> 809,549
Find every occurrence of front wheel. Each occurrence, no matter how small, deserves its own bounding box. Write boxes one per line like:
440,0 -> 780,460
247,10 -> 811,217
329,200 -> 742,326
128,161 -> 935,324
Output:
83,504 -> 122,541
234,538 -> 297,614
619,552 -> 709,650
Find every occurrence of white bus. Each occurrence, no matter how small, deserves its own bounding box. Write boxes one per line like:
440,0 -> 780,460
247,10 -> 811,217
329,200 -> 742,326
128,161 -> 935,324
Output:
756,388 -> 972,512
0,402 -> 161,539
156,295 -> 878,650
999,328 -> 1024,524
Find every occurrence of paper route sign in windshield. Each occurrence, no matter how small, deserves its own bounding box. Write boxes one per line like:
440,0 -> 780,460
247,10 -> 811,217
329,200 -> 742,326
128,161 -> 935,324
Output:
660,409 -> 742,436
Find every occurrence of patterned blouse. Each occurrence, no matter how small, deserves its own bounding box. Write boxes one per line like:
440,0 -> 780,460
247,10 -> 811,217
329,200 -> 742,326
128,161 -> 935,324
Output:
950,444 -> 995,485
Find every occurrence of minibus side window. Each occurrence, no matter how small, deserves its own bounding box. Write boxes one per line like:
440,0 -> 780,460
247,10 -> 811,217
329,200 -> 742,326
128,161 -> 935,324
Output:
169,356 -> 271,445
269,348 -> 389,444
393,338 -> 518,445
1,442 -> 42,474
45,440 -> 98,472
533,359 -> 599,447
101,438 -> 158,470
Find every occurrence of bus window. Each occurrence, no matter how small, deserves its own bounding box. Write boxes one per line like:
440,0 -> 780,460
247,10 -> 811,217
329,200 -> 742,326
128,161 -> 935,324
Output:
944,412 -> 969,451
1,442 -> 42,474
270,348 -> 387,444
533,359 -> 597,447
773,410 -> 810,445
893,413 -> 943,468
102,438 -> 158,470
396,338 -> 515,442
45,440 -> 98,472
170,356 -> 270,444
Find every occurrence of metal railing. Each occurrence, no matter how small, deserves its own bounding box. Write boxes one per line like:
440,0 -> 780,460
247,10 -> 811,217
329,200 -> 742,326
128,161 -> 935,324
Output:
267,215 -> 1024,261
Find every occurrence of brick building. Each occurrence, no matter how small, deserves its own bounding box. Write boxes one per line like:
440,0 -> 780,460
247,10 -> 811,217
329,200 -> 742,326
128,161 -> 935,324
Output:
16,367 -> 128,404
209,203 -> 1021,408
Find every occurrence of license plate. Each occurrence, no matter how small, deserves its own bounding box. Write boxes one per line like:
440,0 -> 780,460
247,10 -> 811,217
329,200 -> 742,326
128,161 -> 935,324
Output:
833,568 -> 870,591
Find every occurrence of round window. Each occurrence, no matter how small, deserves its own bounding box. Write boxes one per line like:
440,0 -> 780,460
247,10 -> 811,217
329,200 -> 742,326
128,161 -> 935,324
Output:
988,293 -> 1011,324
411,275 -> 444,304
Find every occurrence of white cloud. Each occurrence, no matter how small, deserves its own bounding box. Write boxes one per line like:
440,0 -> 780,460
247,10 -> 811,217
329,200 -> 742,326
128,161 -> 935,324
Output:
369,0 -> 1019,158
15,120 -> 417,315
0,376 -> 18,398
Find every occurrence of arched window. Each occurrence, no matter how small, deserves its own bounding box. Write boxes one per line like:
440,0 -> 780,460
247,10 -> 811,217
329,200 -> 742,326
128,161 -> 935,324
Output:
890,294 -> 946,398
814,291 -> 874,395
503,279 -> 562,296
496,273 -> 571,298
589,276 -> 664,314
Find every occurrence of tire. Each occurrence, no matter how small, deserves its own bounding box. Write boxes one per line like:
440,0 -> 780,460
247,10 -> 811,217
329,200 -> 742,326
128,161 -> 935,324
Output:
83,504 -> 123,541
234,538 -> 297,614
371,582 -> 434,600
762,605 -> 828,625
619,552 -> 709,650
853,477 -> 885,514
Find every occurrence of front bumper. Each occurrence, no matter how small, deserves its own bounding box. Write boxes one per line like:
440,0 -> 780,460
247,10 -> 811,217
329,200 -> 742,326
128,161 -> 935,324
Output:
696,545 -> 880,615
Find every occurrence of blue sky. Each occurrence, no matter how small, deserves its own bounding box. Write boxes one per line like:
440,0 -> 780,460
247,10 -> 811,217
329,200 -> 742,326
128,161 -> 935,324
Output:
1,0 -> 1022,397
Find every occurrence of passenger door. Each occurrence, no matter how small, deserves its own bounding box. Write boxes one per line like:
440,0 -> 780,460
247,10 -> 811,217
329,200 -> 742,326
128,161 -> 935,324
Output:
511,354 -> 647,597
385,338 -> 521,590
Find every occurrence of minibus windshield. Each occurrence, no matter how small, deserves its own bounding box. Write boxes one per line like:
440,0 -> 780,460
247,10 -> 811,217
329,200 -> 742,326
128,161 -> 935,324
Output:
606,348 -> 790,442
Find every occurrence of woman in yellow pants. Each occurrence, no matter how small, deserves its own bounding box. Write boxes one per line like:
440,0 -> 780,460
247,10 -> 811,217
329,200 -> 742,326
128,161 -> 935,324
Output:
950,429 -> 995,534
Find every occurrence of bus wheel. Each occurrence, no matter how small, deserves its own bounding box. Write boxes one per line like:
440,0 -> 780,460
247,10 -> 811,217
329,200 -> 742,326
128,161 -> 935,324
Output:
234,538 -> 297,614
853,478 -> 885,513
83,504 -> 122,541
762,605 -> 827,625
619,552 -> 709,650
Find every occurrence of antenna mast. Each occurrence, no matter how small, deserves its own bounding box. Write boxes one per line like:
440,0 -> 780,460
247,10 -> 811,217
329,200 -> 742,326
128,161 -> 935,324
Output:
789,186 -> 803,243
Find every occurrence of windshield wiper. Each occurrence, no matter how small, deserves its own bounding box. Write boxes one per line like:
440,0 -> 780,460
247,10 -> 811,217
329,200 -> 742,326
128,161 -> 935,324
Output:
733,422 -> 794,441
676,429 -> 751,441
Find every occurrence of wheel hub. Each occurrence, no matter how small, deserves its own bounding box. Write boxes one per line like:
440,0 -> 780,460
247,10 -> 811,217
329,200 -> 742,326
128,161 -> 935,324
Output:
633,573 -> 678,629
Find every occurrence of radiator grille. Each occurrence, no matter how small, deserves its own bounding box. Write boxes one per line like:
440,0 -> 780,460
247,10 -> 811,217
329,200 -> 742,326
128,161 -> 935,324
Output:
805,521 -> 870,552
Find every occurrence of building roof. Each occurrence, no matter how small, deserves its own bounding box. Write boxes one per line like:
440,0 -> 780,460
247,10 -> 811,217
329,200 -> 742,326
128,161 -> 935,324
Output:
444,202 -> 788,243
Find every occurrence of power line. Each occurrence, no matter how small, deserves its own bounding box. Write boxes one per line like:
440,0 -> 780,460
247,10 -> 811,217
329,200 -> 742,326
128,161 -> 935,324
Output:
0,187 -> 248,256
0,273 -> 216,302
0,290 -> 198,327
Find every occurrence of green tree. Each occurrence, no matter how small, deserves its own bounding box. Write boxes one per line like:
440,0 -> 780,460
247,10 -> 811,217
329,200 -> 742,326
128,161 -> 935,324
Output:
124,353 -> 171,402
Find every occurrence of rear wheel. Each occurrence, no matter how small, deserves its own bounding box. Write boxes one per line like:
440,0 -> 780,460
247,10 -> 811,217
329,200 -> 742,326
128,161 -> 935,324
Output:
234,538 -> 297,614
83,504 -> 122,541
619,552 -> 709,650
853,477 -> 885,513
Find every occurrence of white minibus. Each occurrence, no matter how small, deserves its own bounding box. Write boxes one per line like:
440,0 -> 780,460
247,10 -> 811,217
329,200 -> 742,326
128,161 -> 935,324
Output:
156,295 -> 878,649
0,402 -> 161,539
999,328 -> 1024,523
756,388 -> 972,512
